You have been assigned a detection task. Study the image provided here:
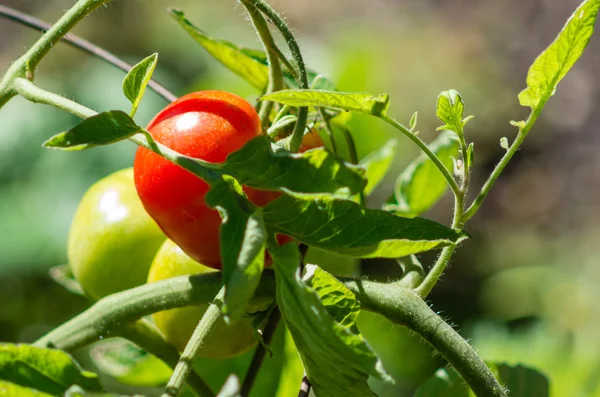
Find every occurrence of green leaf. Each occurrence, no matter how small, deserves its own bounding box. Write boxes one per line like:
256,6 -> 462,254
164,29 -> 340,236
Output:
261,90 -> 390,116
518,0 -> 600,109
304,264 -> 360,332
0,381 -> 53,396
415,363 -> 550,397
386,131 -> 459,218
170,9 -> 269,90
263,193 -> 465,258
269,244 -> 391,397
42,111 -> 141,150
359,139 -> 398,195
222,136 -> 366,196
122,53 -> 158,117
409,111 -> 418,131
49,264 -> 85,297
0,344 -> 102,395
216,375 -> 241,397
169,9 -> 335,92
205,177 -> 265,321
89,339 -> 171,387
436,89 -> 466,134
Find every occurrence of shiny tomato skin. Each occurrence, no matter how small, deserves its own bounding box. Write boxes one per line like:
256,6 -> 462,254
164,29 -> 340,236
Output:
134,91 -> 262,269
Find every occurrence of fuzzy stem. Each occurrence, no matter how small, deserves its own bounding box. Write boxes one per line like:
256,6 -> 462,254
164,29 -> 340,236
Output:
0,0 -> 112,108
162,287 -> 225,397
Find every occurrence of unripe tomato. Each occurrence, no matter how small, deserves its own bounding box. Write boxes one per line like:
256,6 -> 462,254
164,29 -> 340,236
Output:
134,91 -> 262,269
148,239 -> 257,358
68,168 -> 165,300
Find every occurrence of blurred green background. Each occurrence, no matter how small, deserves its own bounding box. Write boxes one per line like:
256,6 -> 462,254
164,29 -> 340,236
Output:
1,0 -> 600,396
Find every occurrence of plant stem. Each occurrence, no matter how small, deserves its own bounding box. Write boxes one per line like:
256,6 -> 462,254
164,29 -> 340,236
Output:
339,125 -> 365,206
240,0 -> 283,127
248,0 -> 308,152
34,272 -> 504,397
462,107 -> 544,222
381,114 -> 460,198
34,272 -> 275,350
0,4 -> 177,103
343,280 -> 507,397
297,373 -> 311,397
240,307 -> 282,396
317,108 -> 338,155
163,287 -> 225,397
0,0 -> 112,108
13,78 -> 222,184
119,319 -> 215,397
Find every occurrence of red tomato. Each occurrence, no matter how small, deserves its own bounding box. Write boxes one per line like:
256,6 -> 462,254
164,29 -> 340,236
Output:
134,91 -> 262,269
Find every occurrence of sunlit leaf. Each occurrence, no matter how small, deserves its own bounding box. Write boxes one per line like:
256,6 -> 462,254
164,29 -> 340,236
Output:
170,9 -> 269,89
216,374 -> 241,397
518,0 -> 600,109
436,90 -> 466,134
43,111 -> 141,150
89,339 -> 171,387
0,344 -> 102,395
359,139 -> 398,195
274,330 -> 304,397
261,90 -> 390,116
0,381 -> 53,396
304,264 -> 360,332
222,136 -> 366,196
270,244 -> 391,397
385,131 -> 459,217
122,53 -> 158,116
264,193 -> 465,258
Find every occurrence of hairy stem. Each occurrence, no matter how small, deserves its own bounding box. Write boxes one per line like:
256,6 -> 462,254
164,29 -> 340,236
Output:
343,280 -> 507,397
248,0 -> 308,152
0,0 -> 112,108
240,0 -> 283,126
35,272 -> 504,397
462,106 -> 544,221
381,115 -> 461,198
0,4 -> 177,103
119,319 -> 215,397
163,287 -> 225,397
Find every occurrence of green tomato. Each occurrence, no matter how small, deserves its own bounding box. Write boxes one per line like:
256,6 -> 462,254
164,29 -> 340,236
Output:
68,168 -> 165,300
147,239 -> 258,359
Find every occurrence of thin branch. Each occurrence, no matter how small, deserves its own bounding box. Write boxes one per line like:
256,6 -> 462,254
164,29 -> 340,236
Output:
297,373 -> 311,397
162,287 -> 225,397
0,4 -> 177,103
240,308 -> 282,396
120,319 -> 215,397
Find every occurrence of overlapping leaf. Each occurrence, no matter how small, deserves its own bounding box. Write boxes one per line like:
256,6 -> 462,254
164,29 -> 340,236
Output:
359,139 -> 398,195
518,0 -> 600,109
263,193 -> 465,258
205,177 -> 266,320
0,344 -> 102,396
223,136 -> 366,196
269,244 -> 391,397
169,9 -> 336,91
43,111 -> 141,150
385,131 -> 459,217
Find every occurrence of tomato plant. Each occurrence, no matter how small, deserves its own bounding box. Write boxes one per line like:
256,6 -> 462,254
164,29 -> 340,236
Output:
0,0 -> 598,397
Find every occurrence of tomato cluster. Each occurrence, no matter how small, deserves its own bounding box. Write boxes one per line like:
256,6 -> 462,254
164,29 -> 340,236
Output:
67,90 -> 321,358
